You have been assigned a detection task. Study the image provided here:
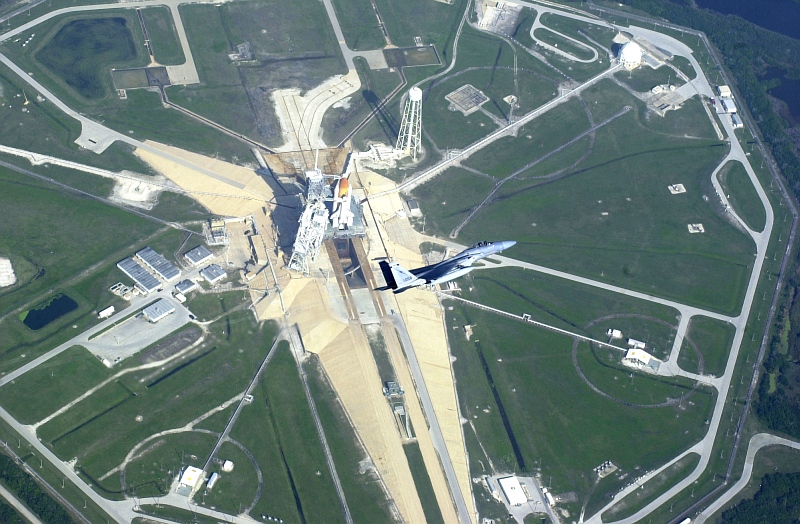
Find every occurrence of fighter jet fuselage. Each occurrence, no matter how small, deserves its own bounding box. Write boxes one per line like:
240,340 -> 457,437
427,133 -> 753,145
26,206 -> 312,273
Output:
378,240 -> 516,293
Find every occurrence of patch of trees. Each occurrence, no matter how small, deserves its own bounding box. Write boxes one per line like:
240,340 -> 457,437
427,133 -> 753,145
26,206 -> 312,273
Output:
0,500 -> 24,524
0,453 -> 74,524
719,470 -> 800,523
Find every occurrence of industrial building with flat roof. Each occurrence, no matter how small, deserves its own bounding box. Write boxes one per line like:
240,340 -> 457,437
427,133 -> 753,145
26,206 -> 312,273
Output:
136,247 -> 181,282
200,264 -> 226,284
184,245 -> 214,266
142,299 -> 176,323
498,476 -> 528,506
117,257 -> 161,294
175,279 -> 198,295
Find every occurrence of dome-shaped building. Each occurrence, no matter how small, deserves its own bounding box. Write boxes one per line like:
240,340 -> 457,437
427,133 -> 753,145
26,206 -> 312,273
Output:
619,41 -> 642,70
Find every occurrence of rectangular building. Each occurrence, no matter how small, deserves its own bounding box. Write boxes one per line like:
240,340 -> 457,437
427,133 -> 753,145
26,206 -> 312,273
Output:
200,264 -> 226,284
730,113 -> 744,129
184,245 -> 214,266
719,97 -> 737,114
136,247 -> 181,282
498,476 -> 527,506
142,299 -> 176,323
117,257 -> 161,294
175,279 -> 198,295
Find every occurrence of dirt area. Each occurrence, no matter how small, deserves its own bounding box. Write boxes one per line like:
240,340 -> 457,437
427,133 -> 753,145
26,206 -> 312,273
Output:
139,325 -> 203,364
0,257 -> 15,287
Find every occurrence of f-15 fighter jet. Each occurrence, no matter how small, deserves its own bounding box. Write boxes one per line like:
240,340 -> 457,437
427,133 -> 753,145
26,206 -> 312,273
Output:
378,240 -> 516,293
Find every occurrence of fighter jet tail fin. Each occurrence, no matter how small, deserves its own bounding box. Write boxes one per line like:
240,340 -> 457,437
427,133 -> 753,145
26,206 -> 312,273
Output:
378,260 -> 423,293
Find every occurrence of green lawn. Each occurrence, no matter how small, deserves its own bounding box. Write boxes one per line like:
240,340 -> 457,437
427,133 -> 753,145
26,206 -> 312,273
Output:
124,431 -> 218,498
717,160 -> 767,233
614,65 -> 684,92
448,306 -> 716,512
0,164 -> 161,318
185,290 -> 249,322
141,7 -> 185,66
436,106 -> 752,314
533,27 -> 596,61
0,346 -> 111,424
330,0 -> 385,51
678,316 -> 736,376
37,312 -> 278,494
227,343 -> 345,523
200,441 -> 259,512
404,442 -> 444,524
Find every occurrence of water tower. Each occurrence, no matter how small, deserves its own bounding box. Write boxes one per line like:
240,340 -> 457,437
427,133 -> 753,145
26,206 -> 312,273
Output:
395,87 -> 423,161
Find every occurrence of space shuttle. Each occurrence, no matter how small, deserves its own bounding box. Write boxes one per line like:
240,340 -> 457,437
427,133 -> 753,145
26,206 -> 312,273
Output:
330,175 -> 355,230
378,241 -> 516,293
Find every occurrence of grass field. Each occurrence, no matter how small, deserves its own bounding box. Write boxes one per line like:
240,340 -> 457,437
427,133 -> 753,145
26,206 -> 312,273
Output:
416,88 -> 754,313
0,345 -> 110,424
678,316 -> 736,376
0,163 -> 162,317
373,0 -> 466,54
538,12 -> 618,51
37,312 -> 278,495
330,0 -> 385,51
533,27 -> 596,61
599,452 -> 699,521
35,16 -> 146,99
717,160 -> 767,233
124,431 -> 218,498
141,7 -> 185,66
403,442 -> 444,524
185,290 -> 249,322
459,266 -> 680,334
447,306 -> 716,514
200,441 -> 259,512
228,343 -> 345,523
614,65 -> 683,92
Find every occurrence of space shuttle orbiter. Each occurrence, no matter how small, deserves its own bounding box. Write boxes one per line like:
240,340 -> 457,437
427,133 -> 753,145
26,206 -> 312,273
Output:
330,175 -> 355,230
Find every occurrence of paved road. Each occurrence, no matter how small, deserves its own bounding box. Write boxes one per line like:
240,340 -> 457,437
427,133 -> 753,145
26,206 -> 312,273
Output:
385,297 -> 473,524
0,482 -> 44,524
693,433 -> 800,523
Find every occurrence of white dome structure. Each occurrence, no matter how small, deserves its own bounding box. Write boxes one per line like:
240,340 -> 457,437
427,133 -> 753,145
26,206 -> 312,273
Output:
619,41 -> 642,70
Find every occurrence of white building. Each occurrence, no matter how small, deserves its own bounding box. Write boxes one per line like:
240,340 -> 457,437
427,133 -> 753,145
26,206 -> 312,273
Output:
606,329 -> 623,339
627,338 -> 646,350
98,306 -> 115,319
619,42 -> 643,70
719,97 -> 737,114
142,299 -> 176,323
717,85 -> 732,97
498,476 -> 527,506
731,113 -> 744,129
200,264 -> 226,285
178,466 -> 203,491
206,472 -> 219,490
623,348 -> 652,368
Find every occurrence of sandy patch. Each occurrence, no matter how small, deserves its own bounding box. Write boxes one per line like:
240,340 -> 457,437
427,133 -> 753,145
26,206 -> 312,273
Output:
0,257 -> 16,287
134,141 -> 274,217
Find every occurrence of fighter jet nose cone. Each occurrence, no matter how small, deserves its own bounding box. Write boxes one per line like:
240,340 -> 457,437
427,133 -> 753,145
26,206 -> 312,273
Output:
500,240 -> 516,251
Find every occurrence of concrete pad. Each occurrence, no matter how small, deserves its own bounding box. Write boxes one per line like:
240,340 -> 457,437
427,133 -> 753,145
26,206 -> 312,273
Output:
351,288 -> 379,324
357,49 -> 389,69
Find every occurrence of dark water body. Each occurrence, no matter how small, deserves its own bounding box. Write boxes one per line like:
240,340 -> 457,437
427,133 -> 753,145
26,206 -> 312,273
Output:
22,294 -> 78,330
696,0 -> 800,41
762,68 -> 800,122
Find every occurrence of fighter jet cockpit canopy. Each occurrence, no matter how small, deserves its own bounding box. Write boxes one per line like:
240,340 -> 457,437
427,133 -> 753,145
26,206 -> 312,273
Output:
471,241 -> 492,248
